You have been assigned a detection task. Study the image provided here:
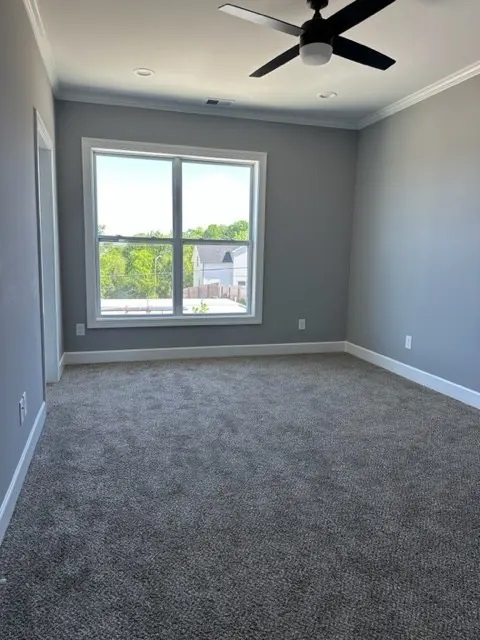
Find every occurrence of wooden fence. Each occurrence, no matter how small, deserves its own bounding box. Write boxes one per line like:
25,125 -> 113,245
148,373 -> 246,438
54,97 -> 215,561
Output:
183,283 -> 247,302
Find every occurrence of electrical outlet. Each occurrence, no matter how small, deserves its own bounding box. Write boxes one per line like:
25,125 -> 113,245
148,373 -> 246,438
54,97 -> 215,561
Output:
76,323 -> 86,336
298,318 -> 306,331
405,335 -> 412,350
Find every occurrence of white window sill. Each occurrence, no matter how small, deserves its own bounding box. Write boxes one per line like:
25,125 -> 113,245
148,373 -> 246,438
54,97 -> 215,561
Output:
87,314 -> 262,329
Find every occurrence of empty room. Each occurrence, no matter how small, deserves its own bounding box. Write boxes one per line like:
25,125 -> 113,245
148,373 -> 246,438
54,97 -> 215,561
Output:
1,0 -> 480,638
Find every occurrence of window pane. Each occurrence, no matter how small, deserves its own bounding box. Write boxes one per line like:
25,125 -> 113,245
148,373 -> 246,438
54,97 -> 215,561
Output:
183,243 -> 249,315
96,154 -> 173,238
99,242 -> 173,315
182,162 -> 251,240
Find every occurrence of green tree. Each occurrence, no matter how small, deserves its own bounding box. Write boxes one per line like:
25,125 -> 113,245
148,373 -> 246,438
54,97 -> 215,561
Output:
183,244 -> 194,288
200,221 -> 249,241
227,220 -> 249,240
192,301 -> 209,314
202,224 -> 225,240
130,244 -> 173,298
99,245 -> 126,298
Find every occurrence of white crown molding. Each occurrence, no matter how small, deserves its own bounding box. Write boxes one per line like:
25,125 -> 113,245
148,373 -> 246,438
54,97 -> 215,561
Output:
22,0 -> 57,87
58,353 -> 65,380
359,60 -> 480,129
55,56 -> 480,131
54,86 -> 358,130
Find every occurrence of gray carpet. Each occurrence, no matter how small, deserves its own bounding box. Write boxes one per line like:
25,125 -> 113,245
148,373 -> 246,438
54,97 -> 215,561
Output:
1,354 -> 479,639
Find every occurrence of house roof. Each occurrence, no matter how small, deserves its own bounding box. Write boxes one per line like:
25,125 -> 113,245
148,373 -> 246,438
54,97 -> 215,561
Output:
196,244 -> 246,264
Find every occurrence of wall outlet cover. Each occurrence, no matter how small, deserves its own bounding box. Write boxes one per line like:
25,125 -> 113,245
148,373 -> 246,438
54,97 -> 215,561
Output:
405,335 -> 413,350
76,323 -> 86,336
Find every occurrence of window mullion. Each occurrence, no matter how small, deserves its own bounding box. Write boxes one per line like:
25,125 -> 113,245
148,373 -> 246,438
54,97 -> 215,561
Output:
172,157 -> 183,316
182,238 -> 251,247
98,236 -> 174,244
247,164 -> 255,316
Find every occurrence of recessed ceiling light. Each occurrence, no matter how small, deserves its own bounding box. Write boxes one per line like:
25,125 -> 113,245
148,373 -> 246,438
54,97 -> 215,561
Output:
134,68 -> 155,78
318,91 -> 338,99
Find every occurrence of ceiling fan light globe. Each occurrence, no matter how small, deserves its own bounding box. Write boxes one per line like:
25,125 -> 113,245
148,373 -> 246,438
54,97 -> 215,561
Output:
300,42 -> 333,66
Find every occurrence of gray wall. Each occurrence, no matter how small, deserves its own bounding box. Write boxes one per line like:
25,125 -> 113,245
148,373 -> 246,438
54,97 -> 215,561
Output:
0,1 -> 54,506
348,76 -> 480,392
56,100 -> 357,352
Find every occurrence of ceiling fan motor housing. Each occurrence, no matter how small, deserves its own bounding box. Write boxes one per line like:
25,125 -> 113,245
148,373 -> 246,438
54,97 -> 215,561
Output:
300,15 -> 333,66
301,16 -> 332,47
308,0 -> 329,10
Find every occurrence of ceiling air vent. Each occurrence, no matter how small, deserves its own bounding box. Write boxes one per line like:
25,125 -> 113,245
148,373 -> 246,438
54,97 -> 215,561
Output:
206,98 -> 235,107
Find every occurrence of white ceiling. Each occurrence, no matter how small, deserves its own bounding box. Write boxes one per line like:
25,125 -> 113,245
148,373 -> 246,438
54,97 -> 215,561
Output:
32,0 -> 480,127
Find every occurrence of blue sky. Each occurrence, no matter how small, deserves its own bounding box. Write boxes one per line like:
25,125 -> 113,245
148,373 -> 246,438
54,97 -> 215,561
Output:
96,154 -> 251,237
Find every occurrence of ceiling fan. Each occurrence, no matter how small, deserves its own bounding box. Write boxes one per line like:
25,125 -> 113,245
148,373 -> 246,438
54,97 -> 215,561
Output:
219,0 -> 397,77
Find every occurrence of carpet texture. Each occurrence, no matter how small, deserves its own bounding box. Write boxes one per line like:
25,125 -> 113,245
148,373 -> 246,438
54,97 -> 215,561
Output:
1,354 -> 479,639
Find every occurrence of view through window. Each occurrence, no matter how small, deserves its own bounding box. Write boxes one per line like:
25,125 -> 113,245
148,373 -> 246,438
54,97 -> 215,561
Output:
83,140 -> 265,326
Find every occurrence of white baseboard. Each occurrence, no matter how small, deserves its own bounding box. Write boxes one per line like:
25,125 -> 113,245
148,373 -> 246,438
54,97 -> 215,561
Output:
64,341 -> 346,365
58,353 -> 65,380
346,342 -> 480,410
0,402 -> 47,544
46,354 -> 64,384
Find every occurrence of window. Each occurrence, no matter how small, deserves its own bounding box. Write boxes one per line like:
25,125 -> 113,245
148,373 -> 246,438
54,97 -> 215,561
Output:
82,139 -> 266,328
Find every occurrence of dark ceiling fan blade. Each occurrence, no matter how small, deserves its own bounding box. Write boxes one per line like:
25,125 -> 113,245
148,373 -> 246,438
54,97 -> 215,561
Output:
333,36 -> 395,70
219,4 -> 302,37
250,45 -> 300,77
326,0 -> 397,36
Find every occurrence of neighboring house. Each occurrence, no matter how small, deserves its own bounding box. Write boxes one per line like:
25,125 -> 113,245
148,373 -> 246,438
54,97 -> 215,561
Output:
193,245 -> 248,287
231,246 -> 248,286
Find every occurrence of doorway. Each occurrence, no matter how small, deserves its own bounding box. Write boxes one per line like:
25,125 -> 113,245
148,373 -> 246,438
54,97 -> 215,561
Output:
35,111 -> 62,384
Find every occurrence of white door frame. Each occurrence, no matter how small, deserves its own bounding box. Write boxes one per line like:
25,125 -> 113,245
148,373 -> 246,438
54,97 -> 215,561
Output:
35,110 -> 63,383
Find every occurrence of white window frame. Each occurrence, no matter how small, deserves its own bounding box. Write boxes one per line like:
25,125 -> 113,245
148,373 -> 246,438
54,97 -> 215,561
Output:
82,138 -> 266,329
